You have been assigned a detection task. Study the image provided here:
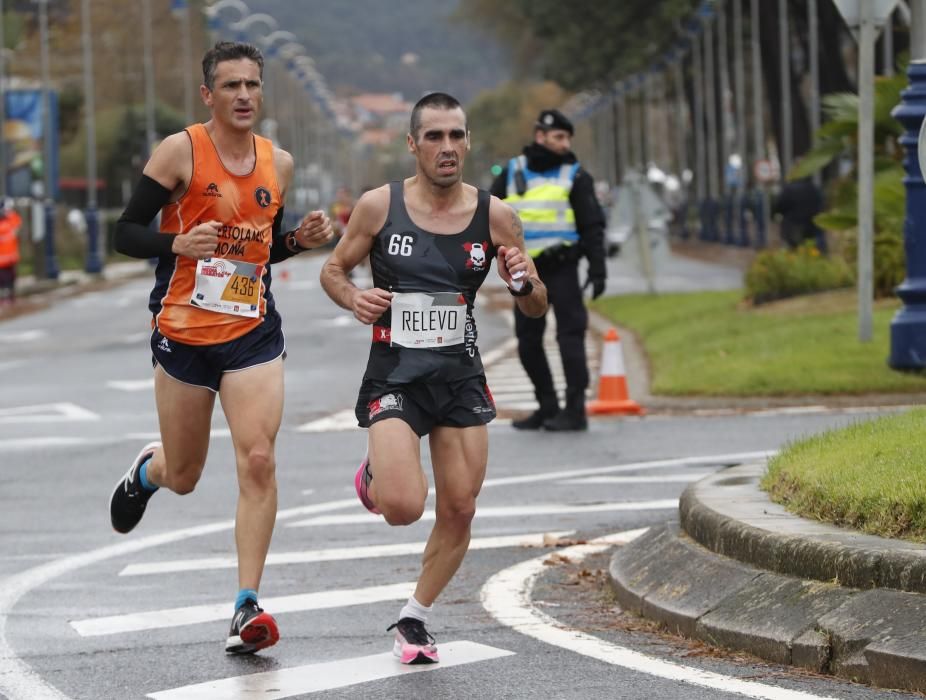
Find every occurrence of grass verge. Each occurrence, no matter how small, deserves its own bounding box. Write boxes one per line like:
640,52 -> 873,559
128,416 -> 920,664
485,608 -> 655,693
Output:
591,289 -> 926,395
762,409 -> 926,541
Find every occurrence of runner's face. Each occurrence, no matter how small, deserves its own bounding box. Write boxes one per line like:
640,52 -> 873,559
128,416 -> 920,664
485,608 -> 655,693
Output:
536,128 -> 571,156
202,58 -> 263,131
408,107 -> 470,188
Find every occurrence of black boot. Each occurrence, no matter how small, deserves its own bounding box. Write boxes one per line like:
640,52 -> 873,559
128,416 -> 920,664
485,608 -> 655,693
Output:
544,390 -> 588,431
512,393 -> 559,430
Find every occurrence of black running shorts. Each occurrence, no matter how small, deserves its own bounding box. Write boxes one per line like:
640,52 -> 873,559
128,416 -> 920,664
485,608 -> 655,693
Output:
151,311 -> 285,392
355,374 -> 496,436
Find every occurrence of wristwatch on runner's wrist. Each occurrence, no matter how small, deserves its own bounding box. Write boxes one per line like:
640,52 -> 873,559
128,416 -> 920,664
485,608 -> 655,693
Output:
285,229 -> 308,253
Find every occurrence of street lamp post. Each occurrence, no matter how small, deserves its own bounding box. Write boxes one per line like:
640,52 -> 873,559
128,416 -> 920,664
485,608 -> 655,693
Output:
890,0 -> 926,366
81,0 -> 101,274
36,0 -> 58,280
142,0 -> 157,157
0,0 -> 6,200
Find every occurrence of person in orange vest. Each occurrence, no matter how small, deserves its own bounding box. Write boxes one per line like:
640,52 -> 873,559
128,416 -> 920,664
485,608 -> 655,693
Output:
0,203 -> 23,306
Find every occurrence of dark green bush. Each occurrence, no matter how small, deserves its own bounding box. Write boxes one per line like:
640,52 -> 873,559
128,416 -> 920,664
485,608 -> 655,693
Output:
745,243 -> 855,305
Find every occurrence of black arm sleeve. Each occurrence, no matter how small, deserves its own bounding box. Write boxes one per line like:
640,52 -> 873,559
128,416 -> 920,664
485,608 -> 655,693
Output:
570,169 -> 607,277
114,175 -> 176,258
489,168 -> 509,199
268,207 -> 296,265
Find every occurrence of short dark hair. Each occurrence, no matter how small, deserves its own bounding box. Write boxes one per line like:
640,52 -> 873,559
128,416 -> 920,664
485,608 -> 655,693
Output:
202,41 -> 264,90
409,92 -> 465,139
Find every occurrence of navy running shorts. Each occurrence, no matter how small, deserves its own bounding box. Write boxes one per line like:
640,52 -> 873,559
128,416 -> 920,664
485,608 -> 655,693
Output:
355,374 -> 496,437
151,311 -> 285,392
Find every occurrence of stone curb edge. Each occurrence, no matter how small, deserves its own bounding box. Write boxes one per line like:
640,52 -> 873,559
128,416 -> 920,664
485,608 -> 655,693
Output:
680,464 -> 926,594
609,522 -> 926,691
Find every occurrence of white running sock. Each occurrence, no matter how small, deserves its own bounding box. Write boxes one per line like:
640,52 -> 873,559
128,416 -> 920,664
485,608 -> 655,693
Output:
399,595 -> 432,623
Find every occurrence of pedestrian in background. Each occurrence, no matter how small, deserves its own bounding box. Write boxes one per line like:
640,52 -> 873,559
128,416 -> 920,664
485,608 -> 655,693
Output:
490,109 -> 608,431
0,203 -> 22,307
773,178 -> 827,253
330,185 -> 355,239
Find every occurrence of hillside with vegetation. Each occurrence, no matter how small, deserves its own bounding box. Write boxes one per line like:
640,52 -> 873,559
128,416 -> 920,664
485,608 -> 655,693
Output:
247,0 -> 511,103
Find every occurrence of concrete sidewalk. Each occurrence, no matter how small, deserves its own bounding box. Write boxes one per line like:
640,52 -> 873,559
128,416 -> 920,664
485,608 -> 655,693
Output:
609,464 -> 926,693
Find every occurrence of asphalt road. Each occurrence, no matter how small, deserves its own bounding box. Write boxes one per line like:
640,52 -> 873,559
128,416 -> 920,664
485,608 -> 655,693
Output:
0,253 -> 915,699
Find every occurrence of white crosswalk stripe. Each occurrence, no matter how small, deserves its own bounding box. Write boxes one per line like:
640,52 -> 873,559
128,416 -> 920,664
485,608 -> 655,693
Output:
484,326 -> 600,410
148,641 -> 515,699
71,582 -> 417,637
118,531 -> 575,576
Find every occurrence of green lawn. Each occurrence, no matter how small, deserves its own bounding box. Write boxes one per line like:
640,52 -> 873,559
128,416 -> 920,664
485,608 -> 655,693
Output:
762,409 -> 926,541
592,290 -> 926,396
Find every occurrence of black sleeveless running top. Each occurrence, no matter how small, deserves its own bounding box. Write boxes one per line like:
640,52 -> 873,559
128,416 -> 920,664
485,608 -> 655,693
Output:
362,181 -> 496,384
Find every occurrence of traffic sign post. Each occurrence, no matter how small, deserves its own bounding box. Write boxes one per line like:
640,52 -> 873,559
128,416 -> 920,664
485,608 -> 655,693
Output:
833,0 -> 898,342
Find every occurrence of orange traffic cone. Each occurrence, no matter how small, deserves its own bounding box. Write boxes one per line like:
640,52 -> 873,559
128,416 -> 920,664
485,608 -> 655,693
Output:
588,328 -> 645,416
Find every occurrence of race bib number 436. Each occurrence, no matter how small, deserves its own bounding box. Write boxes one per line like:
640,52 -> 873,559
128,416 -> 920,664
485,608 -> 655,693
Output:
190,258 -> 263,318
390,292 -> 466,348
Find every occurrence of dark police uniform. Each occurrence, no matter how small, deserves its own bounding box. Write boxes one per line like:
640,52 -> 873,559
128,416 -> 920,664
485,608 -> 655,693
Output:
490,109 -> 607,431
355,181 -> 497,436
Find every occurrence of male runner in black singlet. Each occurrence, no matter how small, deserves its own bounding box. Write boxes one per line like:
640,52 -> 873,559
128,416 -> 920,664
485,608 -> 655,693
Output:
320,92 -> 547,664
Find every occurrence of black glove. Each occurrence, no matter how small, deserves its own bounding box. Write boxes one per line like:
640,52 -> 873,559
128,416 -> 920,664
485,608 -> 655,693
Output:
584,274 -> 606,300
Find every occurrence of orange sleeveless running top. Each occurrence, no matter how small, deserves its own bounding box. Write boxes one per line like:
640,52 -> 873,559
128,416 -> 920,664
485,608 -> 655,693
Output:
155,123 -> 281,345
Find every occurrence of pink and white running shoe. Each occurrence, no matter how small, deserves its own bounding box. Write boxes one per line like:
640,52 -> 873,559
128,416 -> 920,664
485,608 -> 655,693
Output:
354,457 -> 381,514
388,617 -> 439,664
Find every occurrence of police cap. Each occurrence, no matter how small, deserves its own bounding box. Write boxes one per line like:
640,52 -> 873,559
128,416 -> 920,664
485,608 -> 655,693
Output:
535,109 -> 574,135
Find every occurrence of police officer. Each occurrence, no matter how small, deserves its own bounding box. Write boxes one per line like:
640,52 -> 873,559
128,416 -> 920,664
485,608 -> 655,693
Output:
490,109 -> 607,431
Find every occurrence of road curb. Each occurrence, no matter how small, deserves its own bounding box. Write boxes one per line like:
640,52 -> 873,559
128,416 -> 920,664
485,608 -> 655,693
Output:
609,464 -> 926,692
681,464 -> 926,593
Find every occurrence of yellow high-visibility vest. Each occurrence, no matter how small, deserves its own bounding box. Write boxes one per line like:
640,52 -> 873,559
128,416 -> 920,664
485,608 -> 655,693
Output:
503,155 -> 579,258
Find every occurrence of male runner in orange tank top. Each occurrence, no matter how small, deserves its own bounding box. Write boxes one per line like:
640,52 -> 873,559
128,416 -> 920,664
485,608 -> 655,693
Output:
108,41 -> 333,655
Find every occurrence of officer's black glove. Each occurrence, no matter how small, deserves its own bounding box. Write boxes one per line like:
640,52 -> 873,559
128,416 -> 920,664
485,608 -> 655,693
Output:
584,274 -> 606,300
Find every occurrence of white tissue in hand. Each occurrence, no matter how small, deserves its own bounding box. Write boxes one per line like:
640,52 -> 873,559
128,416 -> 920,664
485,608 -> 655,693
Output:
510,270 -> 525,291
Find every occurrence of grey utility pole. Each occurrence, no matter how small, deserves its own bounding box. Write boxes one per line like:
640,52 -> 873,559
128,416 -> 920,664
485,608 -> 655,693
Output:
81,0 -> 101,273
0,0 -> 6,200
693,28 -> 706,208
858,3 -> 877,341
779,0 -> 792,177
733,0 -> 747,239
142,0 -> 157,156
36,0 -> 58,279
809,0 -> 821,187
751,0 -> 770,242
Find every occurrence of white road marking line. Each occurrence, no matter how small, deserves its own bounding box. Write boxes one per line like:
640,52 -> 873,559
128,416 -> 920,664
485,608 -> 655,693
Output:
0,437 -> 98,451
0,497 -> 361,700
286,280 -> 317,290
288,500 -> 677,528
0,359 -> 27,373
148,640 -> 514,700
300,488 -> 315,496
0,329 -> 46,343
106,378 -> 155,391
0,402 -> 99,424
481,531 -> 839,700
72,582 -> 416,637
124,428 -> 231,440
321,316 -> 354,327
295,408 -> 357,433
559,472 -> 713,485
118,531 -> 576,576
121,331 -> 151,344
479,337 -> 518,365
481,451 -> 773,488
